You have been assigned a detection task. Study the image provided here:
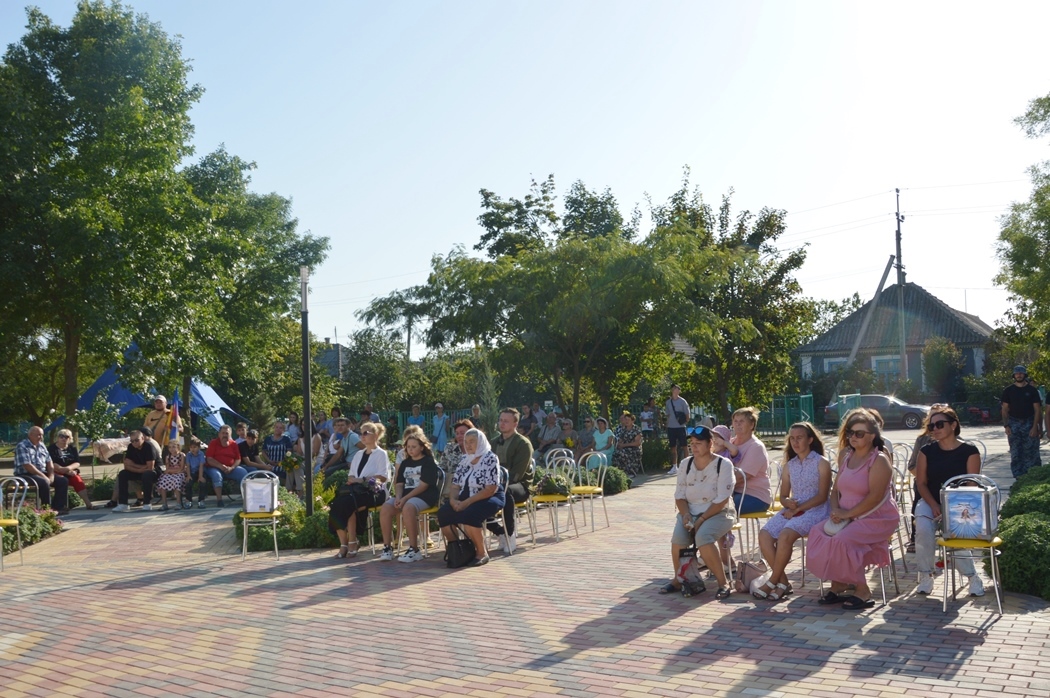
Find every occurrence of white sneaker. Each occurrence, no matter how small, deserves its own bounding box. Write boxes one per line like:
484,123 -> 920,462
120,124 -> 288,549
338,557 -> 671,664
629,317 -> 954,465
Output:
968,575 -> 986,597
379,546 -> 394,561
141,504 -> 152,512
916,573 -> 934,595
506,533 -> 517,554
398,548 -> 423,563
668,466 -> 678,476
499,534 -> 509,553
113,504 -> 130,513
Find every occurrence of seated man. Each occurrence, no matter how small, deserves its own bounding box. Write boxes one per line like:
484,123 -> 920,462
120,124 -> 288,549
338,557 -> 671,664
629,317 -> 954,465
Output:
240,429 -> 268,472
14,426 -> 70,513
203,424 -> 248,507
488,408 -> 534,553
114,429 -> 160,512
323,416 -> 361,475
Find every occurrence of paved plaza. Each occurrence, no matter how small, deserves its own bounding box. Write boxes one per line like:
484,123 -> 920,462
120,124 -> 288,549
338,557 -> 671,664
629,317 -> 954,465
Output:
2,428 -> 1049,697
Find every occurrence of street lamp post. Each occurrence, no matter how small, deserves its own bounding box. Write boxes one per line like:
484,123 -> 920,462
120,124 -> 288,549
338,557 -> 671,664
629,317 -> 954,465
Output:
300,266 -> 314,516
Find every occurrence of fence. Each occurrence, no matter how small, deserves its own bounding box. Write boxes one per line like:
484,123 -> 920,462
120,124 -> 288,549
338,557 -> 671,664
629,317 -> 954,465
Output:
756,394 -> 816,436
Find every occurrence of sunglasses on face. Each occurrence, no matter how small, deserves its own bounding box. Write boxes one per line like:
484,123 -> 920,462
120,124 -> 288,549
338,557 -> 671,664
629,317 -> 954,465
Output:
929,418 -> 955,430
846,429 -> 871,439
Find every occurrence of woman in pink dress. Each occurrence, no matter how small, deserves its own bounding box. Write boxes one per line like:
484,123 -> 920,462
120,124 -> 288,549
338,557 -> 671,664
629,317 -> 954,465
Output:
807,408 -> 898,610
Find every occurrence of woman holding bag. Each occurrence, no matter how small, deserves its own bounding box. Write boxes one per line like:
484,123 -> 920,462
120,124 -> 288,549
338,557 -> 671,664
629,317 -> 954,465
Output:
806,408 -> 899,610
329,423 -> 390,558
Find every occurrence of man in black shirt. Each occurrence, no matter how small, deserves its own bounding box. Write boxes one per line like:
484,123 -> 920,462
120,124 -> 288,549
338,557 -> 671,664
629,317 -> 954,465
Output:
1001,365 -> 1043,477
114,430 -> 161,512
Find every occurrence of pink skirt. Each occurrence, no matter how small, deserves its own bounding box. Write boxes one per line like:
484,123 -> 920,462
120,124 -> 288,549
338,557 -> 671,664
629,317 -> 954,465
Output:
806,511 -> 898,585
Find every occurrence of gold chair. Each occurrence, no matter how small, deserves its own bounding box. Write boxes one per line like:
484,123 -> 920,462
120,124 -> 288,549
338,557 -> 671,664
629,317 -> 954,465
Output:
1,477 -> 29,571
531,456 -> 578,542
396,469 -> 446,557
570,452 -> 609,531
238,472 -> 281,561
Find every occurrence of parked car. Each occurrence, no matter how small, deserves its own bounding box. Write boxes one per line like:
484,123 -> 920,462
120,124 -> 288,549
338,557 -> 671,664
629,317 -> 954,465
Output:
823,394 -> 930,429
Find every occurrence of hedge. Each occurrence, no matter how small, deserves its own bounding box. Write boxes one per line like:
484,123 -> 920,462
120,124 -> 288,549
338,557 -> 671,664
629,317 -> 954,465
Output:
1,507 -> 63,555
996,465 -> 1050,601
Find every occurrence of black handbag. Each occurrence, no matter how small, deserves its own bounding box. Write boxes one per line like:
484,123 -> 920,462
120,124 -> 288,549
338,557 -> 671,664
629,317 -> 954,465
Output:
444,538 -> 476,568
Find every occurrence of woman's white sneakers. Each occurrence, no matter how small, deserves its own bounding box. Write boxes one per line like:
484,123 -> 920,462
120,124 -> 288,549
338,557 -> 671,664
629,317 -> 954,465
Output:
968,575 -> 986,597
915,572 -> 985,597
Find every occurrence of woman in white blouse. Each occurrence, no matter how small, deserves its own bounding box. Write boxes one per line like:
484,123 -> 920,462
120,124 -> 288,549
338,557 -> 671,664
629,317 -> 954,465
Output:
660,426 -> 737,599
329,423 -> 391,558
438,428 -> 506,566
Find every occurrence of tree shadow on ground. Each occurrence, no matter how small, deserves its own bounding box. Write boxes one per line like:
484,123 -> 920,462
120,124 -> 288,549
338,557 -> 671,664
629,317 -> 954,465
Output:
522,580 -> 684,670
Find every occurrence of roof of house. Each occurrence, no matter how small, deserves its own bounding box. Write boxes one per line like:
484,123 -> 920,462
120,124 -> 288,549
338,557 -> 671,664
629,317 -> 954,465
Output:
795,282 -> 994,356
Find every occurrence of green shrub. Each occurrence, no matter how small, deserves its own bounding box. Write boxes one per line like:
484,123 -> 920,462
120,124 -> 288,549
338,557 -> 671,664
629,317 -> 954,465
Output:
996,512 -> 1050,600
642,441 -> 671,471
232,486 -> 332,552
603,467 -> 631,495
1,507 -> 63,554
68,490 -> 84,510
89,474 -> 115,501
1008,465 -> 1050,496
322,468 -> 348,494
1000,482 -> 1050,519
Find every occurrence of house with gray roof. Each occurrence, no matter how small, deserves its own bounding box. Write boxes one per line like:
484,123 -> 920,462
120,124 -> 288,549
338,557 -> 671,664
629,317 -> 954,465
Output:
795,282 -> 994,389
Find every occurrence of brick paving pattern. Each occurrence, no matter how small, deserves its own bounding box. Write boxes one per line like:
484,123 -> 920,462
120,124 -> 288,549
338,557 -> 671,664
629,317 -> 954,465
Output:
1,428 -> 1048,697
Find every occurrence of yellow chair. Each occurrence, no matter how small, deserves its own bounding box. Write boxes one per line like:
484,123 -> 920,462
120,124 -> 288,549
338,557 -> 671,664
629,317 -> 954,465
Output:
396,469 -> 446,557
570,452 -> 609,532
938,473 -> 1004,615
532,456 -> 578,542
1,477 -> 29,571
238,471 -> 281,561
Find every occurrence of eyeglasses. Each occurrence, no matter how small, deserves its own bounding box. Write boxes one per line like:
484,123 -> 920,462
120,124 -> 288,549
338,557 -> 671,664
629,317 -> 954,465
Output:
58,435 -> 70,439
846,429 -> 872,439
929,419 -> 955,430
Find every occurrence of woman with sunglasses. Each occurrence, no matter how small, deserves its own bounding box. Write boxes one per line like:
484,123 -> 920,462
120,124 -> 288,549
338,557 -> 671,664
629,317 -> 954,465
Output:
913,406 -> 983,597
660,426 -> 736,599
330,423 -> 390,558
807,408 -> 899,610
48,428 -> 94,510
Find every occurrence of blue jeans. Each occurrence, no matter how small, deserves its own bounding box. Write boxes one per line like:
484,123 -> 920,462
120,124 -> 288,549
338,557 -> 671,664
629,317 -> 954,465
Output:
191,464 -> 248,499
733,492 -> 770,515
1007,416 -> 1041,478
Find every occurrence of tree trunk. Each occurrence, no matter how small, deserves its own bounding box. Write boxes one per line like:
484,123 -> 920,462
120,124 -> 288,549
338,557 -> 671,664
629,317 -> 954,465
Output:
62,319 -> 82,442
182,374 -> 194,440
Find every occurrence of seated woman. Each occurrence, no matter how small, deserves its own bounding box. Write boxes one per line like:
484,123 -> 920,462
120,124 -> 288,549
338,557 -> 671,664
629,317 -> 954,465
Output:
556,418 -> 579,450
329,422 -> 390,558
730,407 -> 771,514
659,426 -> 736,600
612,412 -> 643,476
48,428 -> 94,510
753,422 -> 832,600
913,406 -> 983,597
378,432 -> 440,563
438,428 -> 505,566
591,417 -> 616,465
807,408 -> 899,610
573,417 -> 596,461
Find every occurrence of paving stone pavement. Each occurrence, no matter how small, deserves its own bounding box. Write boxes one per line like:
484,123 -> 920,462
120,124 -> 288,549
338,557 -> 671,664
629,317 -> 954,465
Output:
2,429 -> 1049,698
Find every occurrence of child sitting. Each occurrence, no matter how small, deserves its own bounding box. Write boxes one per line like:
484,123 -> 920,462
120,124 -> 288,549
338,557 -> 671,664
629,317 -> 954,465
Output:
158,440 -> 188,511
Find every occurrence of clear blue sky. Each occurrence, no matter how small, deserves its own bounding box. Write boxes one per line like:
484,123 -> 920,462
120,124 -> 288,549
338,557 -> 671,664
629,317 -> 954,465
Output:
4,1 -> 1049,351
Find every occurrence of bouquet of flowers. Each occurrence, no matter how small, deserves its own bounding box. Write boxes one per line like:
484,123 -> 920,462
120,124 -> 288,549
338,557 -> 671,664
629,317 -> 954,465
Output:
364,477 -> 385,495
564,437 -> 574,448
280,452 -> 303,472
532,472 -> 570,496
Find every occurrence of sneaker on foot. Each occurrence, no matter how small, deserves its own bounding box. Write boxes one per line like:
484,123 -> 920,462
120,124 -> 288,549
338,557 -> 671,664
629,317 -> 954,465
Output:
104,501 -> 118,509
182,501 -> 192,510
113,504 -> 131,513
161,504 -> 170,512
379,546 -> 394,561
399,548 -> 424,563
968,575 -> 985,597
141,504 -> 152,512
216,500 -> 225,508
506,534 -> 518,554
197,501 -> 206,509
916,573 -> 934,595
499,534 -> 510,553
668,466 -> 678,476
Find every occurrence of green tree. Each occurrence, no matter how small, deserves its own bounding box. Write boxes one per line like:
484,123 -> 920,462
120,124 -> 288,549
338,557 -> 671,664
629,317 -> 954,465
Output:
340,329 -> 411,409
474,175 -> 559,258
922,337 -> 965,401
654,178 -> 813,421
996,90 -> 1050,379
0,1 -> 203,418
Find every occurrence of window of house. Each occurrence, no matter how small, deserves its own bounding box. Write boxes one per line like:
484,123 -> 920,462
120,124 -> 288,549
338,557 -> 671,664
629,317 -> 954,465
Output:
873,357 -> 900,389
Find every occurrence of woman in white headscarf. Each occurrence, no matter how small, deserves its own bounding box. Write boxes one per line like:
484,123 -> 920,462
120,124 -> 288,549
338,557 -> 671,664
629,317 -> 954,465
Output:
438,428 -> 506,566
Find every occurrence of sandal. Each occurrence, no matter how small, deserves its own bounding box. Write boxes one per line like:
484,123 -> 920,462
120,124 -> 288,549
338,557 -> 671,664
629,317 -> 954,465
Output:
336,544 -> 349,559
818,591 -> 844,605
658,582 -> 680,594
752,581 -> 776,600
768,583 -> 790,601
715,586 -> 732,600
842,595 -> 875,610
346,543 -> 359,558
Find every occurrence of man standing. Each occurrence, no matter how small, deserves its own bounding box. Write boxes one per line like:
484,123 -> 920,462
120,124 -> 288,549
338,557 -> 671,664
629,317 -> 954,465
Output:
14,426 -> 69,513
490,408 -> 533,553
665,384 -> 690,475
143,395 -> 182,450
114,430 -> 160,512
1002,365 -> 1043,478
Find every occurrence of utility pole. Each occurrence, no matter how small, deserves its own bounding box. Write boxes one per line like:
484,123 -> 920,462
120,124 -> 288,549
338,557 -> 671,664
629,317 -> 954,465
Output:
895,188 -> 908,384
300,266 -> 314,516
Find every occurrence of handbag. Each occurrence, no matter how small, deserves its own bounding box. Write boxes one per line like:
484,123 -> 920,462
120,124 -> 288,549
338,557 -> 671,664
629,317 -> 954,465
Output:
941,475 -> 999,541
734,559 -> 769,593
823,484 -> 892,536
668,398 -> 687,426
444,538 -> 476,568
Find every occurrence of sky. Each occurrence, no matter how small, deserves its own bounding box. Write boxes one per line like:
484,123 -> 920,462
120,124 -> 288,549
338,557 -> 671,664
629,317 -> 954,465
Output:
3,1 -> 1049,354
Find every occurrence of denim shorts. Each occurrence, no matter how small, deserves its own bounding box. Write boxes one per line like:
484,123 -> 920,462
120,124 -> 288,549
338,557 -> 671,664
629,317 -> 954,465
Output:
671,508 -> 735,546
